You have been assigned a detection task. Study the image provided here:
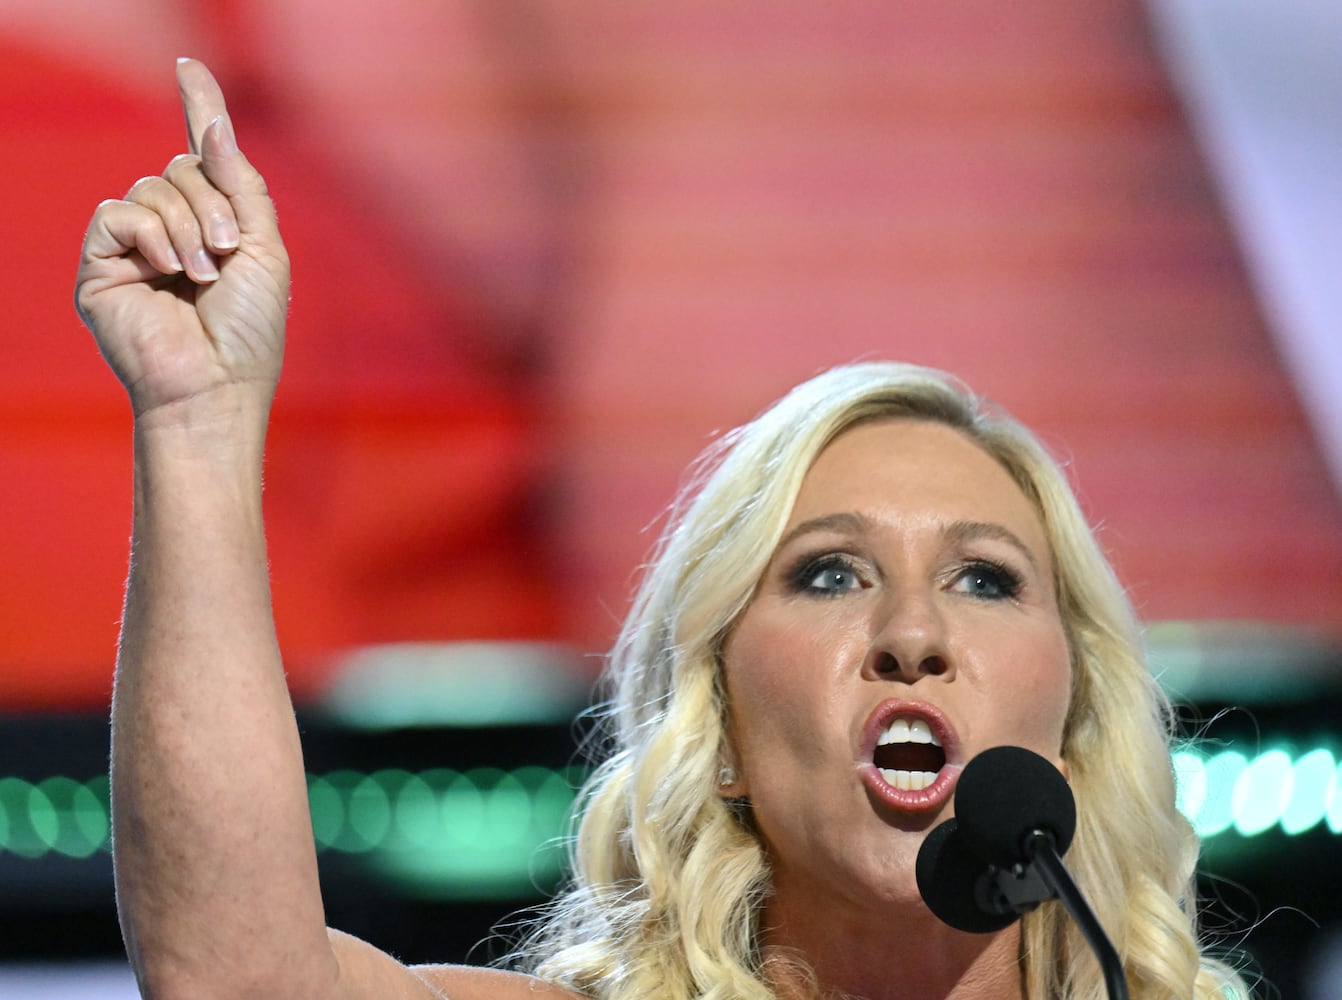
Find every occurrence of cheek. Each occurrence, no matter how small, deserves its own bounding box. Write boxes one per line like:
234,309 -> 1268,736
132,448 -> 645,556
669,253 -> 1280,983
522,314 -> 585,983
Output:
1027,632 -> 1074,755
721,607 -> 853,767
973,622 -> 1073,755
723,631 -> 804,758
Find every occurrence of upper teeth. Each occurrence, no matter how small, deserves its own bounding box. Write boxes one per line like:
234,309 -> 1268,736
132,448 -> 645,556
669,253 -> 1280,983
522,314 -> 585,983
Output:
877,717 -> 941,747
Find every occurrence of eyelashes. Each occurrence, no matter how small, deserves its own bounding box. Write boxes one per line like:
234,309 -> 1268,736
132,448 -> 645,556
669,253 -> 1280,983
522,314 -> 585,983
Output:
782,551 -> 1025,601
786,553 -> 866,597
949,558 -> 1023,601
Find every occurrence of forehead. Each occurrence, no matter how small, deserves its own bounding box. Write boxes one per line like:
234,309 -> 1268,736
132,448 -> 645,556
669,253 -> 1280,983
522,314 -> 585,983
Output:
789,418 -> 1051,554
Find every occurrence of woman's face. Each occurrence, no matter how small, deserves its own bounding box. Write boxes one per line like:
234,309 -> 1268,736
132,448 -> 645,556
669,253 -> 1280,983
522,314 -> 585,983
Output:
720,417 -> 1073,921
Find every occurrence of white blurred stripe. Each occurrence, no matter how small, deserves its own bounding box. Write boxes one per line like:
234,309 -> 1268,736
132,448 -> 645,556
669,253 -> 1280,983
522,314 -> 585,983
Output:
0,962 -> 139,999
1147,0 -> 1342,499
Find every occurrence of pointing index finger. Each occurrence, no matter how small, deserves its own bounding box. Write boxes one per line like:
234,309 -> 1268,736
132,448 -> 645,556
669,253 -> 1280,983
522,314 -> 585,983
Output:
176,57 -> 230,157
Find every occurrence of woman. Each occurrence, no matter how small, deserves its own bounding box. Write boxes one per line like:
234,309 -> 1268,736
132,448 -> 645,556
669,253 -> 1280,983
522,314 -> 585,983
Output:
76,60 -> 1250,1000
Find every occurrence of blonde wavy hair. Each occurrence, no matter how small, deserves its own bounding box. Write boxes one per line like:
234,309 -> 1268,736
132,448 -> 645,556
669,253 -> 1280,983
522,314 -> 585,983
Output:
515,362 -> 1251,1000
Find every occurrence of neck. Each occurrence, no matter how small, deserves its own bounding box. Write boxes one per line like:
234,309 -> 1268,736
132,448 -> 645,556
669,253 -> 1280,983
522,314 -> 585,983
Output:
759,892 -> 1024,1000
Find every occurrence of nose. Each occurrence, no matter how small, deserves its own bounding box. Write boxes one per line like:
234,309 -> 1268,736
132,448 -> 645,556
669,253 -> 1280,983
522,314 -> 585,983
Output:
861,588 -> 954,683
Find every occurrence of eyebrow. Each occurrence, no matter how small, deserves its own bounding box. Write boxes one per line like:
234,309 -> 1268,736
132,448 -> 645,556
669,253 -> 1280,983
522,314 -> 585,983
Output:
775,512 -> 1042,573
943,519 -> 1041,573
775,512 -> 877,551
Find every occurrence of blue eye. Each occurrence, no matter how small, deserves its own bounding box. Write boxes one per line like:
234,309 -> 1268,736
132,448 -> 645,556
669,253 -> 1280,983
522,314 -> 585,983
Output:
789,555 -> 864,596
952,560 -> 1022,600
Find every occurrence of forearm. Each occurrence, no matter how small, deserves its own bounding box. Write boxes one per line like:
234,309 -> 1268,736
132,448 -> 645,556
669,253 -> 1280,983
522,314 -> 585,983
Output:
111,395 -> 336,998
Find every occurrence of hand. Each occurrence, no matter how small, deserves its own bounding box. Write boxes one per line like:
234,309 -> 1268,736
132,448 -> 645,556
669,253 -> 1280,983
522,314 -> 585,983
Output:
75,59 -> 290,421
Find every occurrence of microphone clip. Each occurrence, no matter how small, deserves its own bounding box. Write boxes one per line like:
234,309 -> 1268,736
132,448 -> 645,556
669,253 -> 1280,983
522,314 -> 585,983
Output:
975,828 -> 1056,918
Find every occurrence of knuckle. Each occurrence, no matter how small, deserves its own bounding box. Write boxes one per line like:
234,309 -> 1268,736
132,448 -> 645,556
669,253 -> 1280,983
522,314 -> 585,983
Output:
125,175 -> 164,199
165,152 -> 203,175
92,197 -> 127,219
171,215 -> 203,242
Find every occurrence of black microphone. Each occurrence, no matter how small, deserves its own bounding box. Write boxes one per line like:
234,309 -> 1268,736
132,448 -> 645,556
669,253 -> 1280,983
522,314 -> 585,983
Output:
915,746 -> 1129,1000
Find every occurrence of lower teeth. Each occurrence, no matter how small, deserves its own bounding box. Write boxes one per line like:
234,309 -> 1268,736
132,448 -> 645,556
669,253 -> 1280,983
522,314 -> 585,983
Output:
879,768 -> 937,792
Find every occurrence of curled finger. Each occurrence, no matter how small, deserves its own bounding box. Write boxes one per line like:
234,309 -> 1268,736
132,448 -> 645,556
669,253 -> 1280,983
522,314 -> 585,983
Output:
82,196 -> 185,278
125,174 -> 220,283
76,198 -> 189,328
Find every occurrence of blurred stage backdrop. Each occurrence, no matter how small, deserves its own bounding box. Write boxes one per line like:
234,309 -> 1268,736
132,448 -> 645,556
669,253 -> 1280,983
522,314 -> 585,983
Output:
2,2 -> 1341,997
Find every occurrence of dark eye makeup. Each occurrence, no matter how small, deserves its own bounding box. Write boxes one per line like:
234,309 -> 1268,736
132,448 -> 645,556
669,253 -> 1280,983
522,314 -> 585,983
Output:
782,550 -> 1026,602
785,552 -> 865,597
949,558 -> 1024,601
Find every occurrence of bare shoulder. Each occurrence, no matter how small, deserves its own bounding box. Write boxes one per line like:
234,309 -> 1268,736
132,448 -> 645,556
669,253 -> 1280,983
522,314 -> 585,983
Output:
411,964 -> 582,999
327,928 -> 580,1000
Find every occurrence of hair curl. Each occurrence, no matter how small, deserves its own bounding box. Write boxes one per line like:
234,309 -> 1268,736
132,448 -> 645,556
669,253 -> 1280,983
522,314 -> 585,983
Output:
513,362 -> 1251,1000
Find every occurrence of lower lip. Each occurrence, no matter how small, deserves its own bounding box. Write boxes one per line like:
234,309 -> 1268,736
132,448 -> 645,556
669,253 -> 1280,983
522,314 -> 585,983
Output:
859,761 -> 961,813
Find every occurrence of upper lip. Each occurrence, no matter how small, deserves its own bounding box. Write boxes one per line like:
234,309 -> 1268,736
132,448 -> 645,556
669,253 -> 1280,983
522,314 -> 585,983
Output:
859,698 -> 960,766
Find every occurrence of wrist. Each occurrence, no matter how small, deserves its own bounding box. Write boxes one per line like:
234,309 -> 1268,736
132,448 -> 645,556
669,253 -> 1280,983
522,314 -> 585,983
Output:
132,381 -> 274,451
131,385 -> 275,491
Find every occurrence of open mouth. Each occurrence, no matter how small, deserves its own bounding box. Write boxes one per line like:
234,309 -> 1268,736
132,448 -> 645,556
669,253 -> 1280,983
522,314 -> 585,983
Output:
872,716 -> 946,791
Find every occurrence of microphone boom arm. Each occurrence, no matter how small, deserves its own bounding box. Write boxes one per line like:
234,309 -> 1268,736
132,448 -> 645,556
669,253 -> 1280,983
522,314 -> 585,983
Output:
1025,830 -> 1130,1000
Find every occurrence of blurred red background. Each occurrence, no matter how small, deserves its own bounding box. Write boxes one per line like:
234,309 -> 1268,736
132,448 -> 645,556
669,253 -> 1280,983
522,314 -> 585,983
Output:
4,1 -> 1341,708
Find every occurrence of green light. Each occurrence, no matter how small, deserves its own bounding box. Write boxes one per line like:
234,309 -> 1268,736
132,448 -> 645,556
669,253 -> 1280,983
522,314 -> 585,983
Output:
0,779 -> 48,858
323,642 -> 589,729
439,771 -> 485,848
0,776 -> 111,859
6,740 -> 1340,886
1170,745 -> 1342,840
347,774 -> 393,851
307,775 -> 343,850
0,765 -> 582,898
1172,751 -> 1207,821
1328,764 -> 1342,834
1281,749 -> 1335,835
482,770 -> 532,848
356,765 -> 582,900
1194,751 -> 1246,837
525,766 -> 577,837
87,775 -> 112,852
297,765 -> 583,898
27,786 -> 59,852
390,773 -> 438,848
1231,750 -> 1293,836
39,777 -> 106,858
322,770 -> 377,853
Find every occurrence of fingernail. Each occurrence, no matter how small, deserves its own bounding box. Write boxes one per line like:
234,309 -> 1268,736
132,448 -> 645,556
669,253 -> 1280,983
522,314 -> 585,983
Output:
193,248 -> 220,281
165,245 -> 184,271
210,217 -> 239,250
211,115 -> 238,155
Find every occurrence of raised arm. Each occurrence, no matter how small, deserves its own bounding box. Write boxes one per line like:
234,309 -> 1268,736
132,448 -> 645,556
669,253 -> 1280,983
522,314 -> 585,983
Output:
76,59 -> 573,1000
75,57 -> 328,998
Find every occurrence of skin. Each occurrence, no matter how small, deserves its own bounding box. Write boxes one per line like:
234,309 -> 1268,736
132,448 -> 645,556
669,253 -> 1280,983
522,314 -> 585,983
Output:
720,418 -> 1074,1000
76,58 -> 570,1000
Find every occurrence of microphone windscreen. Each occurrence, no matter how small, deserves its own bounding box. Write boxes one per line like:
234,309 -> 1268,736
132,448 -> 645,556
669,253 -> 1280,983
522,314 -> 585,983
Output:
915,818 -> 1019,934
954,745 -> 1076,867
